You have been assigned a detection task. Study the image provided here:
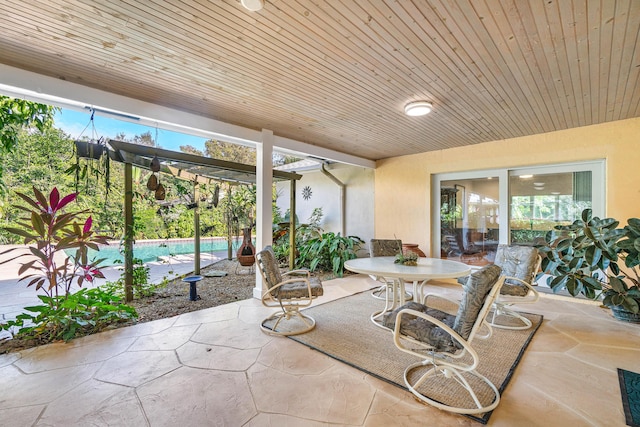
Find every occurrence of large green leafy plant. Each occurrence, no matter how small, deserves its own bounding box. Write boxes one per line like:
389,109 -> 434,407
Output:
0,187 -> 136,342
537,208 -> 640,314
297,232 -> 364,277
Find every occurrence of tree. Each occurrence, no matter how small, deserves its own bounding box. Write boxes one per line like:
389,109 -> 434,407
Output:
133,131 -> 155,146
0,96 -> 58,195
180,144 -> 204,156
205,139 -> 256,164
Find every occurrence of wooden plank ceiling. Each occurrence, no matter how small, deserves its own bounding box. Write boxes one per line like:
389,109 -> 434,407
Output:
0,0 -> 638,161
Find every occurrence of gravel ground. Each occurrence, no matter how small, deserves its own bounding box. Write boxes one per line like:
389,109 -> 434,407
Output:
129,259 -> 258,322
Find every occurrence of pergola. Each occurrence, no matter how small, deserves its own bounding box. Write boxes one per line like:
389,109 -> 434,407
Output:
106,139 -> 302,302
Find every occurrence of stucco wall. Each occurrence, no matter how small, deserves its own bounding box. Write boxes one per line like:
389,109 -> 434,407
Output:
276,164 -> 374,249
374,117 -> 640,257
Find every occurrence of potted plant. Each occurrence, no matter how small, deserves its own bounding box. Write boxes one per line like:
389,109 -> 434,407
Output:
537,208 -> 640,322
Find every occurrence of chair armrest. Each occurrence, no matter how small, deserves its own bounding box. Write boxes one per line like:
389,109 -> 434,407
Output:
282,269 -> 311,278
423,293 -> 460,315
261,276 -> 314,306
500,275 -> 540,303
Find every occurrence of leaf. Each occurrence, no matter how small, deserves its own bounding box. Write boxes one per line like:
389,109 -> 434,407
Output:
32,186 -> 48,212
30,212 -> 46,237
49,187 -> 60,211
57,192 -> 78,211
83,216 -> 93,234
608,276 -> 627,293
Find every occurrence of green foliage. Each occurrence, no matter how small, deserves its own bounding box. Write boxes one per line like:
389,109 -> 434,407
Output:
537,208 -> 640,313
0,96 -> 58,194
205,139 -> 256,164
394,251 -> 418,266
1,288 -> 137,342
272,208 -> 323,265
297,232 -> 364,277
102,258 -> 161,299
0,186 -> 110,298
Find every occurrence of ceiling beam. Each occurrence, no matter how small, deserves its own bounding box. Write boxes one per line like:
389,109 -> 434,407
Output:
0,64 -> 375,168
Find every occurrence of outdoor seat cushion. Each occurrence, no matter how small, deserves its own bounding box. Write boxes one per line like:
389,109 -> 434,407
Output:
277,276 -> 324,299
382,301 -> 459,352
453,264 -> 501,339
384,264 -> 500,351
494,245 -> 539,297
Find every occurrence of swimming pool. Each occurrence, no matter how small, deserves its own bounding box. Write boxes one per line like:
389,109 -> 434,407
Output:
72,238 -> 243,266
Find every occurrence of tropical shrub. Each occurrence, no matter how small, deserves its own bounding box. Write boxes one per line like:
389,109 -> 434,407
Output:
297,232 -> 365,277
0,186 -> 136,341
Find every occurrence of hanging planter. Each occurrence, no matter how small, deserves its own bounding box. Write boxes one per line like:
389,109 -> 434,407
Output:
155,183 -> 166,200
75,140 -> 104,160
146,174 -> 158,191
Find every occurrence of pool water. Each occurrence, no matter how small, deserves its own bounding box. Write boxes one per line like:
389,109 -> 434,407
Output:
72,238 -> 242,266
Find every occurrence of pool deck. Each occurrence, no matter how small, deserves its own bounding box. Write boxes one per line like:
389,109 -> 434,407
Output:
0,244 -> 229,338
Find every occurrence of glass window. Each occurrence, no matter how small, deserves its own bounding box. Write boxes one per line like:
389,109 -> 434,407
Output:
440,176 -> 499,265
433,161 -> 604,265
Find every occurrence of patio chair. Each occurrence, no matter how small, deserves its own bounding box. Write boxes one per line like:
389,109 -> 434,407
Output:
490,244 -> 541,330
383,265 -> 505,415
256,246 -> 323,336
369,239 -> 411,300
443,232 -> 486,263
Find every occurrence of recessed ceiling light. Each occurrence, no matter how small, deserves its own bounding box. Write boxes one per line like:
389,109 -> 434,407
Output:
404,101 -> 433,116
241,0 -> 264,11
534,182 -> 545,186
551,191 -> 561,195
519,174 -> 533,179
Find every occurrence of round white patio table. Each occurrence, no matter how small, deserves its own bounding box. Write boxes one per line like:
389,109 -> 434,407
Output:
344,256 -> 471,328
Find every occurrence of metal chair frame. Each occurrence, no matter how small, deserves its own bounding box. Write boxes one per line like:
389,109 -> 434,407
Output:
390,274 -> 506,415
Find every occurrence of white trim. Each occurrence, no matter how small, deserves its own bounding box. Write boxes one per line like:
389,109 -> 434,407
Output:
431,160 -> 606,257
0,63 -> 375,168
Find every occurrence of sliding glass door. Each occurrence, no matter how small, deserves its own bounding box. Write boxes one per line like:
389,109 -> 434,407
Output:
433,161 -> 604,265
440,176 -> 500,265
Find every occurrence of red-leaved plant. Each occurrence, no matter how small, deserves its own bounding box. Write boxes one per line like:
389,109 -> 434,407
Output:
1,186 -> 110,304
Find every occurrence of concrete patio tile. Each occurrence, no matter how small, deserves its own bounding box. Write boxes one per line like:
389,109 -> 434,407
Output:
0,351 -> 21,367
0,363 -> 100,407
526,322 -> 580,353
256,338 -> 335,376
190,317 -> 271,349
172,303 -> 239,326
364,386 -> 473,427
248,362 -> 375,425
237,303 -> 274,324
90,315 -> 179,340
137,366 -> 256,426
38,379 -> 146,426
94,350 -> 181,387
0,405 -> 44,427
567,342 -> 640,372
491,375 -> 593,427
128,324 -> 199,351
177,341 -> 261,370
244,413 -> 330,426
549,313 -> 640,347
514,351 -> 624,426
14,337 -> 136,373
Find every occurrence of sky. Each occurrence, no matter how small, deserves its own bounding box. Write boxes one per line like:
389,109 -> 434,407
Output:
54,108 -> 209,153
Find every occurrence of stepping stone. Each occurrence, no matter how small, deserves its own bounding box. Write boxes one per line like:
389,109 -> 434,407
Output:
204,270 -> 228,277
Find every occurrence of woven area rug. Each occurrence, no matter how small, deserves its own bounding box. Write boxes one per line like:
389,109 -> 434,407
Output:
619,368 -> 640,427
274,290 -> 543,424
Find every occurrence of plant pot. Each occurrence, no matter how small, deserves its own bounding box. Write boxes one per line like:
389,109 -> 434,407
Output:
611,305 -> 640,323
75,140 -> 104,159
237,227 -> 256,266
402,243 -> 426,258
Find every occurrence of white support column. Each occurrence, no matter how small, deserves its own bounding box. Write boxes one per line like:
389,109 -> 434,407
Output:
254,129 -> 274,298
